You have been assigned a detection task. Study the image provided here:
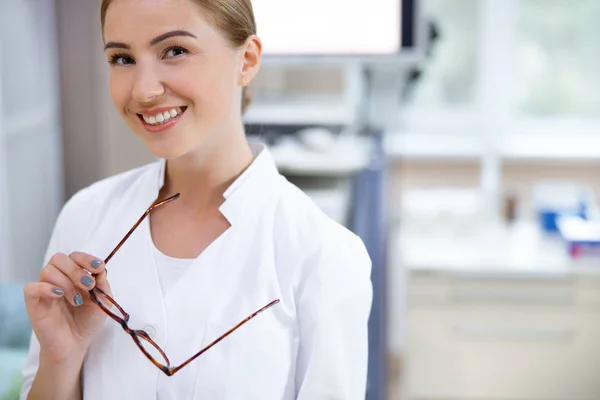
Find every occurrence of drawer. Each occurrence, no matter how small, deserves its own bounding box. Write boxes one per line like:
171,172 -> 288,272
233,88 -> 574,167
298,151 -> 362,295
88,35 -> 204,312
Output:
406,308 -> 600,400
409,274 -> 600,308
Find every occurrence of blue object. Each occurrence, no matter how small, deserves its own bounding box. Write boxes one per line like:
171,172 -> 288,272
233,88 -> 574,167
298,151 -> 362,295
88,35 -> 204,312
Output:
349,132 -> 388,400
532,183 -> 592,233
538,200 -> 587,233
538,210 -> 560,232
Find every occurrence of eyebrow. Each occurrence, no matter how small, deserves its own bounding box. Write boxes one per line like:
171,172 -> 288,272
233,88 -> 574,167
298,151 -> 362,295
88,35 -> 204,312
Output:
104,30 -> 197,51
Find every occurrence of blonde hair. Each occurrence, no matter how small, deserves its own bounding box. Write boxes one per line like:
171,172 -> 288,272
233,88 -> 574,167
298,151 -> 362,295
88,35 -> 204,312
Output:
100,0 -> 256,114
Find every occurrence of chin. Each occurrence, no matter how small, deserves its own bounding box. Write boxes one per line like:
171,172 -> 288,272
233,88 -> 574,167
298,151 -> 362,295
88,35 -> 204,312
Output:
146,144 -> 189,160
145,136 -> 213,161
132,120 -> 214,161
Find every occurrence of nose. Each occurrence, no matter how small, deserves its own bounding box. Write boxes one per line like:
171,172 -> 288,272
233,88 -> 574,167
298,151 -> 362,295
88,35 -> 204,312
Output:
131,63 -> 165,104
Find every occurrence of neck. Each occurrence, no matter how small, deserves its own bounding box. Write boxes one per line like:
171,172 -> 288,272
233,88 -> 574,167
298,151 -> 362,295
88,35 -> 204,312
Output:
160,127 -> 254,215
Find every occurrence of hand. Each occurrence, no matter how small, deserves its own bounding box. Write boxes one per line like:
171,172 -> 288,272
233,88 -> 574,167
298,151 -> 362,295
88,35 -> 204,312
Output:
24,252 -> 111,362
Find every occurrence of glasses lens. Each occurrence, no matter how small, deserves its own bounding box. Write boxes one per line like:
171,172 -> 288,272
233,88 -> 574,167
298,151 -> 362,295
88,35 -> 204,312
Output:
92,288 -> 128,321
136,330 -> 169,367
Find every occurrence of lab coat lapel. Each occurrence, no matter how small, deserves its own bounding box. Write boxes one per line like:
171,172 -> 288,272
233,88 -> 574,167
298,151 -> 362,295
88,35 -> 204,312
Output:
159,142 -> 282,336
160,143 -> 282,351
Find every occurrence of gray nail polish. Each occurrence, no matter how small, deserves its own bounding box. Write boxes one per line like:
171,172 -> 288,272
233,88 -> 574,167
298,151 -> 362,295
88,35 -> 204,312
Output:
91,260 -> 102,269
81,275 -> 94,287
74,293 -> 84,307
52,287 -> 64,296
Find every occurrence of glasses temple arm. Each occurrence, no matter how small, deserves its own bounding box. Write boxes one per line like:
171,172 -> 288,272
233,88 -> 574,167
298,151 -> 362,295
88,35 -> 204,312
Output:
169,299 -> 280,375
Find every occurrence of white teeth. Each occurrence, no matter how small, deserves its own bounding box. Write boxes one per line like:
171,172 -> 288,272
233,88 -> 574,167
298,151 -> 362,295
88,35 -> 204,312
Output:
141,107 -> 184,126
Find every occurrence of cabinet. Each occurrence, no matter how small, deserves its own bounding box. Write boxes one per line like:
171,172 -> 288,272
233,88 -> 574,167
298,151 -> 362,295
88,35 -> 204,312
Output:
403,221 -> 600,400
406,273 -> 600,400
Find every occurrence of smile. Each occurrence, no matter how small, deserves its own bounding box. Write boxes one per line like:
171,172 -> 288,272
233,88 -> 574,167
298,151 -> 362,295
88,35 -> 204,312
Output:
138,107 -> 187,127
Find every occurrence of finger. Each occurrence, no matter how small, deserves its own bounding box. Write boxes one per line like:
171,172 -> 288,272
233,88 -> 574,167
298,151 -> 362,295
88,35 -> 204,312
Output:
40,264 -> 85,307
93,268 -> 112,301
47,252 -> 97,294
68,251 -> 106,275
24,281 -> 66,303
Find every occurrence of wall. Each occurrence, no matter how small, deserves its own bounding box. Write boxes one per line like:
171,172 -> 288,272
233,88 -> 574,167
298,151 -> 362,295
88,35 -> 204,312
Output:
0,32 -> 9,283
56,0 -> 156,199
0,0 -> 63,283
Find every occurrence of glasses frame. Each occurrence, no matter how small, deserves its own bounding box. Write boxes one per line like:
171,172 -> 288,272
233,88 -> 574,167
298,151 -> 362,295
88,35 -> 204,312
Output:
88,193 -> 280,376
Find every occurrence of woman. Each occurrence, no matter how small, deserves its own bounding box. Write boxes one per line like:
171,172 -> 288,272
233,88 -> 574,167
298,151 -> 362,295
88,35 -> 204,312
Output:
20,0 -> 372,399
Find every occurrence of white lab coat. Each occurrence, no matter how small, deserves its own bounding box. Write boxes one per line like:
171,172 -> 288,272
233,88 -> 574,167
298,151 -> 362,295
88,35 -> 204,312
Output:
20,142 -> 373,400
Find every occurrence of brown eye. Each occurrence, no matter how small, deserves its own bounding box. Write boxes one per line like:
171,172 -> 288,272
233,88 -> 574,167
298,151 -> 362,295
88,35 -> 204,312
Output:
109,54 -> 135,66
163,46 -> 188,59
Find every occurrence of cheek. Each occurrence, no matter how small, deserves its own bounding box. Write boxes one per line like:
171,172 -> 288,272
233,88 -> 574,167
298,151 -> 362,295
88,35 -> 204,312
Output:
109,73 -> 130,113
170,62 -> 238,115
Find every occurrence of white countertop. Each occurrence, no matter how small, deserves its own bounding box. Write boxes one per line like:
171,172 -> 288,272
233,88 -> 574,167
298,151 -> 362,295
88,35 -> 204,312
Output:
400,220 -> 600,278
384,131 -> 600,162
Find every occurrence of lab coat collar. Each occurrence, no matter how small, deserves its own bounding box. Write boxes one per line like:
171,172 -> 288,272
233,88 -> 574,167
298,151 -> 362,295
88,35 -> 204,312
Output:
154,141 -> 281,224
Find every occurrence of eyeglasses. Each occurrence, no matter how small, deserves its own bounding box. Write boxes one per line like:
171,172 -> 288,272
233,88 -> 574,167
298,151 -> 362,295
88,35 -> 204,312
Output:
88,193 -> 280,376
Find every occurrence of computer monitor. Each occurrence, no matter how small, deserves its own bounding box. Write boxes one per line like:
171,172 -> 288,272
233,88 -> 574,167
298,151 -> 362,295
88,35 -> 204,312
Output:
253,0 -> 422,63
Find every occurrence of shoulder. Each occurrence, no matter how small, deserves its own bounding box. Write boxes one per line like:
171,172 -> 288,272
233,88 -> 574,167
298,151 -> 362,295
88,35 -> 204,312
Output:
51,161 -> 159,249
272,179 -> 372,287
70,162 -> 157,206
275,179 -> 366,249
61,161 -> 158,217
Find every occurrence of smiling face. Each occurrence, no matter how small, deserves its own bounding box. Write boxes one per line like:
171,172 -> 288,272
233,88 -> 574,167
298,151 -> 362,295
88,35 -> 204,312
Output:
102,0 -> 260,159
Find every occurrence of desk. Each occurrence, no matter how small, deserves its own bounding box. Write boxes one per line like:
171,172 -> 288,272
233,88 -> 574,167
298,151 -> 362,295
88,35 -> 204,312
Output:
402,221 -> 600,400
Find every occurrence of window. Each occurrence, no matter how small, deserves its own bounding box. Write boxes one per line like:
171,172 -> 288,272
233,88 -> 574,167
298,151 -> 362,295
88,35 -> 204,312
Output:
409,0 -> 479,108
518,0 -> 600,116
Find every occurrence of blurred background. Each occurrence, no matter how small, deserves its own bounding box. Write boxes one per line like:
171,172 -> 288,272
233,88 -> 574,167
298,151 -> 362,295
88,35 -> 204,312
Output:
1,0 -> 600,399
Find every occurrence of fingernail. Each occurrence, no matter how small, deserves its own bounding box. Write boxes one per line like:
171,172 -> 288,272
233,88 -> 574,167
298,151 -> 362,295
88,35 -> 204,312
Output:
74,293 -> 84,306
91,260 -> 102,269
52,287 -> 64,296
81,275 -> 94,287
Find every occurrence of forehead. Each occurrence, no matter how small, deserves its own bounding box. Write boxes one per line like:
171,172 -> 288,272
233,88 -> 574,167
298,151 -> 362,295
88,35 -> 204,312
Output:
103,0 -> 216,43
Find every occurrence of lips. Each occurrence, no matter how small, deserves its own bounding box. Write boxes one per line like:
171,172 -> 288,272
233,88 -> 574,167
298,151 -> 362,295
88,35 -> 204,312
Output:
138,106 -> 187,125
137,106 -> 188,132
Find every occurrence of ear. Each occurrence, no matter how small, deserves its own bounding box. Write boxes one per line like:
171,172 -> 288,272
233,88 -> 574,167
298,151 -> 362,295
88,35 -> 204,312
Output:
238,35 -> 262,86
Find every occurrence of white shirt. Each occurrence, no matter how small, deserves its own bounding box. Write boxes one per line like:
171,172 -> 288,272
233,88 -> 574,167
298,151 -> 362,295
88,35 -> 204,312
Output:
20,142 -> 372,400
153,245 -> 194,296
